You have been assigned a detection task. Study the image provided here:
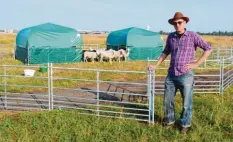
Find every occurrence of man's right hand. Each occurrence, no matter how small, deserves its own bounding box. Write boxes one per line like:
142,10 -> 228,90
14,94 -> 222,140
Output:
147,53 -> 167,71
147,65 -> 157,71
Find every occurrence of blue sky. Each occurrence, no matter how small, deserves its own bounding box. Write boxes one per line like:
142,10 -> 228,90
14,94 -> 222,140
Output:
1,0 -> 233,32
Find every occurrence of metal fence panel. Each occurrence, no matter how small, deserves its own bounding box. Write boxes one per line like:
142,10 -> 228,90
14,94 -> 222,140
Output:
1,47 -> 233,123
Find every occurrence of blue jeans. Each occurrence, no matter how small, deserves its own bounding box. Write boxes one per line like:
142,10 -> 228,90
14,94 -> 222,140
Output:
164,71 -> 194,128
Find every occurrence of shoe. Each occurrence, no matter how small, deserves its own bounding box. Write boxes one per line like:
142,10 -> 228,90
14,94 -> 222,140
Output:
164,121 -> 175,127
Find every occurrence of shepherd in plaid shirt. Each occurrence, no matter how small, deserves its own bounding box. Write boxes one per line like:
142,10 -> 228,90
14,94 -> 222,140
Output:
149,12 -> 212,133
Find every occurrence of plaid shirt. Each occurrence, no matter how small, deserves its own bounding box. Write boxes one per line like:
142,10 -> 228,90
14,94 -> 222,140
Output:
162,31 -> 212,76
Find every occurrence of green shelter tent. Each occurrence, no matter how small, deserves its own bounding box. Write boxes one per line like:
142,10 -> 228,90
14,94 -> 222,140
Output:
15,22 -> 83,64
106,27 -> 164,60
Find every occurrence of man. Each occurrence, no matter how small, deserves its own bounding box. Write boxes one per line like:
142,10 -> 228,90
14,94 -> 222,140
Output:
148,12 -> 212,133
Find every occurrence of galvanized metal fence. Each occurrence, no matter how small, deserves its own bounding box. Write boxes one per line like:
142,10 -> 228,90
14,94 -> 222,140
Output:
0,65 -> 50,110
1,47 -> 233,123
149,47 -> 233,95
0,64 -> 155,123
149,60 -> 222,95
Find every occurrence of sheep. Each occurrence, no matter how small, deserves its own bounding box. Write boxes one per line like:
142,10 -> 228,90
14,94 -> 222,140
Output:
121,48 -> 130,61
114,48 -> 130,62
99,49 -> 116,63
83,51 -> 99,62
113,49 -> 124,62
83,48 -> 105,62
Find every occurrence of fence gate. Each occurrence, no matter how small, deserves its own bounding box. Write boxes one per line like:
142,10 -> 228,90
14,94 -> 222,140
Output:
50,64 -> 155,123
0,64 -> 155,124
0,65 -> 50,111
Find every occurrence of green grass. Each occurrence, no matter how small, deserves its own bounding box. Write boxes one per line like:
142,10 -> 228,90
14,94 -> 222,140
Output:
0,87 -> 233,141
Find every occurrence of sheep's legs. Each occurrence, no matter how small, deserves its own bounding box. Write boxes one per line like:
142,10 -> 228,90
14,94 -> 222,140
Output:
109,58 -> 112,64
100,56 -> 103,62
118,58 -> 121,63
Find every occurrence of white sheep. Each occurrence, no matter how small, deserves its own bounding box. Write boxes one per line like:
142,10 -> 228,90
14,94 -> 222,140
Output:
113,49 -> 124,62
99,49 -> 116,63
115,48 -> 130,61
83,51 -> 99,62
122,48 -> 130,61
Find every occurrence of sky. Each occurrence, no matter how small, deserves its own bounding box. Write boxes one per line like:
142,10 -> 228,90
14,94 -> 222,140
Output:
0,0 -> 233,32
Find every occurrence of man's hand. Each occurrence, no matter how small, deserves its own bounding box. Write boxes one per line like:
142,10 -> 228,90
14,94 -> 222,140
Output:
185,50 -> 212,70
184,62 -> 199,70
148,65 -> 157,71
146,53 -> 168,71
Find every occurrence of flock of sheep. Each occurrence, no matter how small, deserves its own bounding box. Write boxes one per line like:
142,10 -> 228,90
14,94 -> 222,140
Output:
83,48 -> 130,63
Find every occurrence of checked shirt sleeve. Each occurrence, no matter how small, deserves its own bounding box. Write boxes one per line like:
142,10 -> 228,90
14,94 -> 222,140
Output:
194,33 -> 212,51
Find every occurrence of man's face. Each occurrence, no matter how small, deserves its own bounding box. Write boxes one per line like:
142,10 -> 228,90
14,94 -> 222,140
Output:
173,19 -> 186,32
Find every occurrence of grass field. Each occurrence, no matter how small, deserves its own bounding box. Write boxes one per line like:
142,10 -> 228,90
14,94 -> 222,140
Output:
0,87 -> 232,141
0,33 -> 233,141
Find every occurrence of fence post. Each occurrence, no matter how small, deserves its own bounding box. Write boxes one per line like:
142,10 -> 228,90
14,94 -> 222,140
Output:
151,69 -> 155,124
147,59 -> 150,123
219,59 -> 221,94
97,71 -> 100,116
147,58 -> 153,124
3,65 -> 7,109
47,63 -> 51,110
220,57 -> 224,95
50,63 -> 53,110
